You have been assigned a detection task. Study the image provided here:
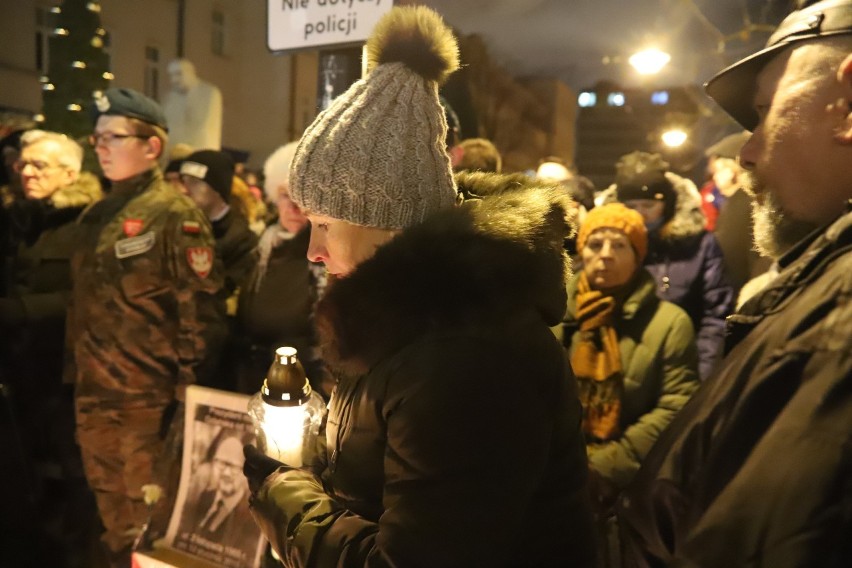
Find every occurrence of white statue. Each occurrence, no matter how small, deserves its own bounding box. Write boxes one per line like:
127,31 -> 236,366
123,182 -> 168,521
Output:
163,59 -> 223,150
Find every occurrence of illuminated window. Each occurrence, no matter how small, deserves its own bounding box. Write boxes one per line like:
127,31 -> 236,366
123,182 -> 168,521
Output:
607,92 -> 625,107
578,92 -> 597,108
651,90 -> 669,105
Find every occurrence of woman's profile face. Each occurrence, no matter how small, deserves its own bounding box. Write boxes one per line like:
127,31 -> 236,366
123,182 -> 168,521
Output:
306,213 -> 398,277
581,228 -> 638,291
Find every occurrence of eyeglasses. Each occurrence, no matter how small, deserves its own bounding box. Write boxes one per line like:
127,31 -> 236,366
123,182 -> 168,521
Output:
13,159 -> 59,174
88,132 -> 149,147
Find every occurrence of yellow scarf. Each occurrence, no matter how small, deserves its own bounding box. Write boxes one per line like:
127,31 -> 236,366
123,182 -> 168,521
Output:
571,272 -> 624,441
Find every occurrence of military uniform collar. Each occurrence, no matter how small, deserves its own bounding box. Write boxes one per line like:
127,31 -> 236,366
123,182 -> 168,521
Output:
110,167 -> 162,196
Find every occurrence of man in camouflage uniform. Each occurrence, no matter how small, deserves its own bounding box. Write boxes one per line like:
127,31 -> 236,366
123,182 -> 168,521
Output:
65,88 -> 227,566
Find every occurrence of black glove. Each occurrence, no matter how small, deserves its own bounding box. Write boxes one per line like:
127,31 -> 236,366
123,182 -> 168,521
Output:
243,444 -> 287,494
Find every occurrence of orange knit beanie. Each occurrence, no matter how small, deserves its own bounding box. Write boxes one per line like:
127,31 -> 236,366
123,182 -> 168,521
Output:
577,203 -> 648,262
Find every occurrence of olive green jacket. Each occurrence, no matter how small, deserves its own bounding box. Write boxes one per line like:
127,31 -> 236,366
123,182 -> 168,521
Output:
564,269 -> 700,489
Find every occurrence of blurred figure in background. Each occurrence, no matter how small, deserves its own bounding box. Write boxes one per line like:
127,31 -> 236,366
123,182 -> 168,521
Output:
564,203 -> 699,567
610,152 -> 733,380
180,149 -> 258,300
232,142 -> 329,397
453,137 -> 502,173
705,132 -> 772,293
1,129 -> 102,567
163,142 -> 194,195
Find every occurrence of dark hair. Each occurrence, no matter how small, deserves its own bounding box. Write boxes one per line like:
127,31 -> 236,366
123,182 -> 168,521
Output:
455,138 -> 502,173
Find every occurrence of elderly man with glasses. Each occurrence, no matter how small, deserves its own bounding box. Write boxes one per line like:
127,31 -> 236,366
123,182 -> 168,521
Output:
1,129 -> 102,563
66,87 -> 227,567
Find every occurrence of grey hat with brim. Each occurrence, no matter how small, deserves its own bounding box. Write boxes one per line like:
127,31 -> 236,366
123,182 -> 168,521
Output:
705,0 -> 852,131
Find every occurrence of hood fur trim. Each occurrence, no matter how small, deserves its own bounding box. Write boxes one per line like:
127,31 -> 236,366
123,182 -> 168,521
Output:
600,171 -> 705,242
49,171 -> 103,209
317,172 -> 575,373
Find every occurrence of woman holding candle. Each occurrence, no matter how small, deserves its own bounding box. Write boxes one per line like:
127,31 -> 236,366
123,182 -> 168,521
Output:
241,6 -> 596,567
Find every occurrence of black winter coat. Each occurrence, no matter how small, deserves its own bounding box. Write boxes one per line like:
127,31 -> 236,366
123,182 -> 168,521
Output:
1,173 -> 102,392
249,179 -> 596,567
211,208 -> 258,295
618,203 -> 852,568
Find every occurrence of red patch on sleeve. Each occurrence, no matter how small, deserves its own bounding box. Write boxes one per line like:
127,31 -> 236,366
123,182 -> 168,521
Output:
186,247 -> 213,278
123,219 -> 144,237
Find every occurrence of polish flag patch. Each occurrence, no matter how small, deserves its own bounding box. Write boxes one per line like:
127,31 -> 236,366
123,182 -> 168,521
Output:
182,220 -> 201,234
123,218 -> 144,237
186,247 -> 213,278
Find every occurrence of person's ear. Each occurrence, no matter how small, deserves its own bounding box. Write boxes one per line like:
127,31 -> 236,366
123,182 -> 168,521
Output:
144,136 -> 163,161
449,144 -> 464,168
63,167 -> 79,186
832,53 -> 852,144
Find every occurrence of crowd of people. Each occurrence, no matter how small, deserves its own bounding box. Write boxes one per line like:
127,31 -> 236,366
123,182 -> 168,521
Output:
0,0 -> 850,567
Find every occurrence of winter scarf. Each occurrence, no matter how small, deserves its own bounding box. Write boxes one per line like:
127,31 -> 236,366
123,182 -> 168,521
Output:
571,272 -> 624,441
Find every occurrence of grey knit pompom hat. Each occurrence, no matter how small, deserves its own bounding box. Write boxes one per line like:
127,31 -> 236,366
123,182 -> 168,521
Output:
289,6 -> 460,230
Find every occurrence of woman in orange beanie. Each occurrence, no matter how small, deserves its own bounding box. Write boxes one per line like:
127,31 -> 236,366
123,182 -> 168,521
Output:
564,203 -> 700,565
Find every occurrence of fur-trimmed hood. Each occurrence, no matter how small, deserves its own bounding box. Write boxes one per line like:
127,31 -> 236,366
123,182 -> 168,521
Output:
11,171 -> 103,244
49,171 -> 103,209
599,171 -> 706,242
316,172 -> 575,373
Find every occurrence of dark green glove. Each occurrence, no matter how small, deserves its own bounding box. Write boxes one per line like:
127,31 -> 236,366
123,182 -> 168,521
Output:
243,444 -> 288,494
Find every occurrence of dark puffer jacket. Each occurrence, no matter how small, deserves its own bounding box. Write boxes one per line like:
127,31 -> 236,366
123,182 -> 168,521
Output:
603,174 -> 734,379
618,204 -> 852,568
249,175 -> 596,567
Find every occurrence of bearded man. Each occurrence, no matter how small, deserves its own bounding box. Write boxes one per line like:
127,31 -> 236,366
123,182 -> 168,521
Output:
616,1 -> 852,566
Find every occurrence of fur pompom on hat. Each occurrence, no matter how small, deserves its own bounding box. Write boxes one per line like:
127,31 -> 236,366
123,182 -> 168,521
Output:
577,203 -> 648,263
289,6 -> 460,230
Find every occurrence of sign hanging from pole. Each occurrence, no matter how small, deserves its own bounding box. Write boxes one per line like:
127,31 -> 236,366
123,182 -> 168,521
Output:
267,0 -> 392,52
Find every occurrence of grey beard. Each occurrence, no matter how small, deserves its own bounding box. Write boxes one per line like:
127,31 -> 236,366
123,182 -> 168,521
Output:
749,191 -> 818,259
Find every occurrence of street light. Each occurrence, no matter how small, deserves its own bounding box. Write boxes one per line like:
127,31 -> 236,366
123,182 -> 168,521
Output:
629,48 -> 671,75
661,128 -> 688,148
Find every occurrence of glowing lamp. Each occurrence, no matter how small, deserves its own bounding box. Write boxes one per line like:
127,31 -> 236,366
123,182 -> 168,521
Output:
662,128 -> 688,148
247,347 -> 325,467
629,48 -> 671,75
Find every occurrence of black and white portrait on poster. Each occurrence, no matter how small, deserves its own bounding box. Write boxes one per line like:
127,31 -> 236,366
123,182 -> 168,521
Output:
164,386 -> 265,568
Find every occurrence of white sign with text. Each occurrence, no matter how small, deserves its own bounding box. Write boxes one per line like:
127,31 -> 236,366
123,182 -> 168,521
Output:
268,0 -> 392,52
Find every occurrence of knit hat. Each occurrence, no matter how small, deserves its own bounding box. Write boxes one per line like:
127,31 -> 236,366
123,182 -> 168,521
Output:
91,88 -> 168,131
614,168 -> 677,222
289,6 -> 460,230
577,203 -> 648,262
180,149 -> 235,201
